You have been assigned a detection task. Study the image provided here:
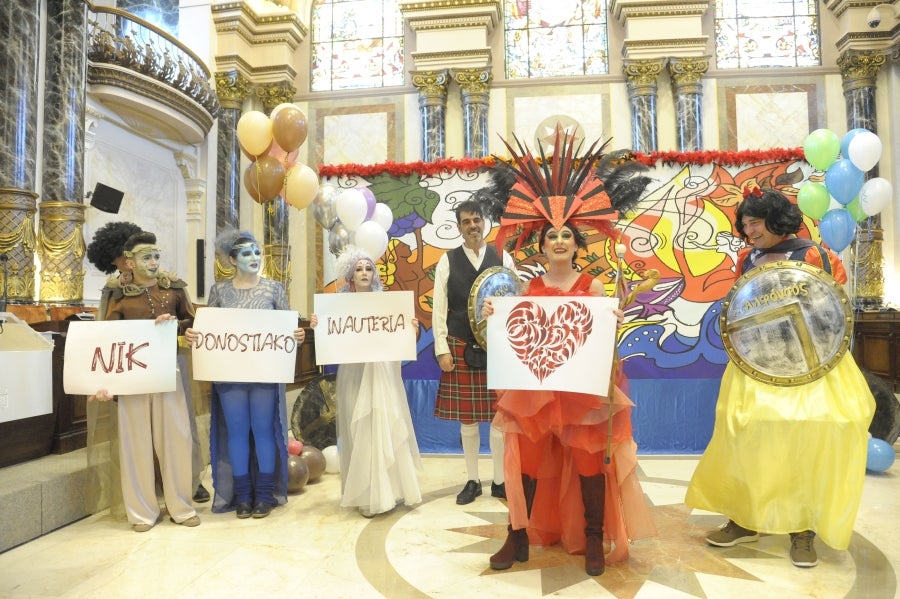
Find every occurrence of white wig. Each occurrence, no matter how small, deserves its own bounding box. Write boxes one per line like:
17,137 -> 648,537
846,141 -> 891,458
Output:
335,245 -> 383,292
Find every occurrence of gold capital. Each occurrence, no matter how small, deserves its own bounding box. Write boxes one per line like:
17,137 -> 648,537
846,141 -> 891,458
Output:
215,71 -> 252,109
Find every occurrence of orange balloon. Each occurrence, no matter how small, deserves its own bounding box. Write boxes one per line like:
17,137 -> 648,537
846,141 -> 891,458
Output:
272,107 -> 308,153
244,156 -> 286,203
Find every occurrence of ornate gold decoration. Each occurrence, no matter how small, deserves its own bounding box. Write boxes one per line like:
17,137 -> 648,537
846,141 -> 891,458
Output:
263,242 -> 291,294
837,50 -> 887,91
37,201 -> 87,303
214,255 -> 236,282
852,229 -> 885,310
0,188 -> 38,302
215,70 -> 252,109
411,69 -> 450,105
668,56 -> 710,95
452,67 -> 493,102
400,0 -> 500,13
255,82 -> 296,113
623,59 -> 667,97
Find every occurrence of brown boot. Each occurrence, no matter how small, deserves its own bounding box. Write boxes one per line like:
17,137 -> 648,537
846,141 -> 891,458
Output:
489,474 -> 537,570
580,474 -> 606,576
490,525 -> 529,570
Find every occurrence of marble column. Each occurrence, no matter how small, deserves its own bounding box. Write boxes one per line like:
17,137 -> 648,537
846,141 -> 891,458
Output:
452,67 -> 492,158
214,71 -> 251,281
0,0 -> 41,303
838,50 -> 887,311
668,57 -> 709,152
258,82 -> 296,294
623,59 -> 666,153
38,0 -> 89,303
411,70 -> 449,162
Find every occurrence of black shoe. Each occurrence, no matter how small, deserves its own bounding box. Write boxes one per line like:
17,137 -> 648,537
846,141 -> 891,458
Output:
193,483 -> 210,503
491,482 -> 506,499
456,480 -> 482,505
235,502 -> 252,519
252,502 -> 274,518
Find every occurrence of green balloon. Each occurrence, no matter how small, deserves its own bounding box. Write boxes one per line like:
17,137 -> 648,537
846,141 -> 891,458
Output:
803,129 -> 840,171
797,182 -> 830,219
846,197 -> 868,222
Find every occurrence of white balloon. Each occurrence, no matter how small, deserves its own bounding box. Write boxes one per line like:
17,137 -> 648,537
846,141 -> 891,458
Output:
354,220 -> 389,258
335,188 -> 368,232
371,202 -> 394,231
322,445 -> 340,474
859,177 -> 893,216
847,131 -> 882,172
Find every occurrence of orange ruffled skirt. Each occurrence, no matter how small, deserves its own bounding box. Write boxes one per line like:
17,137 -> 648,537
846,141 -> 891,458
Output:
494,377 -> 657,563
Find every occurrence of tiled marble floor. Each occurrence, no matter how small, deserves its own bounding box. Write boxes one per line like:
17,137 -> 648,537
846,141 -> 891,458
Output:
0,454 -> 896,599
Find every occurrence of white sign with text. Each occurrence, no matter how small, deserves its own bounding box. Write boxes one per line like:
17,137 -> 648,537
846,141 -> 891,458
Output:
63,319 -> 177,395
190,307 -> 299,383
486,295 -> 618,394
314,290 -> 416,364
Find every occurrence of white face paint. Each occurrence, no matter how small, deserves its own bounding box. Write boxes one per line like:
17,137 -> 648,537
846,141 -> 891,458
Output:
352,259 -> 375,292
128,245 -> 161,282
233,243 -> 261,275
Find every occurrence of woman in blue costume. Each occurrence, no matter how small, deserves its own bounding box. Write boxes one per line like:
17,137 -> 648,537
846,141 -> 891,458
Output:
186,229 -> 311,518
686,189 -> 875,567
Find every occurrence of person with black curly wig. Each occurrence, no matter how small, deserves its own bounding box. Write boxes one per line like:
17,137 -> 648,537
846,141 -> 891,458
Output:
687,188 -> 875,568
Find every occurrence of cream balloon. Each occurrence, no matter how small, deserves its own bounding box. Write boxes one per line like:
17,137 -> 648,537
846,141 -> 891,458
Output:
858,177 -> 893,216
322,445 -> 340,474
354,220 -> 389,258
847,131 -> 882,172
371,202 -> 394,232
335,188 -> 368,231
236,111 -> 273,157
284,164 -> 320,210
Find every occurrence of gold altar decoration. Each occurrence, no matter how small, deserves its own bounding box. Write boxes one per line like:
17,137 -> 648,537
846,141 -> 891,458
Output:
37,201 -> 87,303
0,188 -> 39,302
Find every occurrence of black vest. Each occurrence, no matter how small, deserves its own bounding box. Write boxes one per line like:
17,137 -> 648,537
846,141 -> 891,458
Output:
446,245 -> 502,341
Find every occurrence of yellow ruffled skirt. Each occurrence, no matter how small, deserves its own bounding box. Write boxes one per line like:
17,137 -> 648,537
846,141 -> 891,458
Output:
686,354 -> 875,549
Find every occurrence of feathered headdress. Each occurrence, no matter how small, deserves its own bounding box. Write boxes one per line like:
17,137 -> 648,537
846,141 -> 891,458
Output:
481,128 -> 651,252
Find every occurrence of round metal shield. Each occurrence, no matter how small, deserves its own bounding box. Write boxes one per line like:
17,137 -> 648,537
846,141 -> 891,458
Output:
720,261 -> 852,387
468,266 -> 520,349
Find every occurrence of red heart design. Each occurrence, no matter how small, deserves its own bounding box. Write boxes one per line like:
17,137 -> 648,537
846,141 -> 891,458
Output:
505,300 -> 593,382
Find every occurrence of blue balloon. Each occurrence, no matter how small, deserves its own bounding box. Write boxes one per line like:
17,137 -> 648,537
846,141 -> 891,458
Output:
866,437 -> 895,472
840,128 -> 870,158
825,159 -> 865,205
818,209 -> 856,252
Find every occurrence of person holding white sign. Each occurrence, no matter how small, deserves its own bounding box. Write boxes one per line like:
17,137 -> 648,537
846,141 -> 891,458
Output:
312,247 -> 423,518
185,229 -> 309,520
481,132 -> 656,576
94,231 -> 200,532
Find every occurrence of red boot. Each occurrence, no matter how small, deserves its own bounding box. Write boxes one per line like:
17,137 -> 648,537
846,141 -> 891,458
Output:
580,474 -> 606,576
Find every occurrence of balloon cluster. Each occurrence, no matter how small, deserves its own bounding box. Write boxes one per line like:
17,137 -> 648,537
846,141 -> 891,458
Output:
800,128 -> 893,252
312,184 -> 394,259
236,105 -> 320,210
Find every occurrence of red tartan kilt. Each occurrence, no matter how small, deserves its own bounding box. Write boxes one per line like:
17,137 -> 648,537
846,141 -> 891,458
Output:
434,336 -> 497,423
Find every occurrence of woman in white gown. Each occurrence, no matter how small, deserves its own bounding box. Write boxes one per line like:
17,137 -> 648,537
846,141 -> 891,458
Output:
329,247 -> 423,517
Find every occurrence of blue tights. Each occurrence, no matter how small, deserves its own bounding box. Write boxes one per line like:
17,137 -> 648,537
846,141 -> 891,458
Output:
216,382 -> 278,476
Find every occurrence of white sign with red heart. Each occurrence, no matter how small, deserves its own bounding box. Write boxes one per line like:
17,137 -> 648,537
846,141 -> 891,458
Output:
486,295 -> 618,393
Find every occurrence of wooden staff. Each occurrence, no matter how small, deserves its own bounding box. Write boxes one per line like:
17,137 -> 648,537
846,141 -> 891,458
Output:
605,245 -> 659,464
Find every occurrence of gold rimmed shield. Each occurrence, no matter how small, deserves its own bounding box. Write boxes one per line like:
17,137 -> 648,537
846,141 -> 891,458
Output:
720,260 -> 852,387
468,266 -> 520,349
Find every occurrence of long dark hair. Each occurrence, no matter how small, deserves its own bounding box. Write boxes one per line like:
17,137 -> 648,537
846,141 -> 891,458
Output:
735,190 -> 802,241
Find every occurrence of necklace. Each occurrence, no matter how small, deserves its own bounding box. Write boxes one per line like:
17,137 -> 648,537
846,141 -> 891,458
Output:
144,287 -> 170,317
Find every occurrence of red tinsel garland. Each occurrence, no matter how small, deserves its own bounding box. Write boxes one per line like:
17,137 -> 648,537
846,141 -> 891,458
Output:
316,148 -> 807,178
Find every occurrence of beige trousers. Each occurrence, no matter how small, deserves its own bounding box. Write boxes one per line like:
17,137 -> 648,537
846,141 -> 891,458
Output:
117,372 -> 196,526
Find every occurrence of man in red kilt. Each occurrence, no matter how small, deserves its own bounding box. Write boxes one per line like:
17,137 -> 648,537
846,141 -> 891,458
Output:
433,199 -> 517,504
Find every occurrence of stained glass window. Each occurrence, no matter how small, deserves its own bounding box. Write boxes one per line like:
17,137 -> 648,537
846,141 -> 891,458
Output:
310,0 -> 404,92
504,0 -> 609,79
715,0 -> 820,69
